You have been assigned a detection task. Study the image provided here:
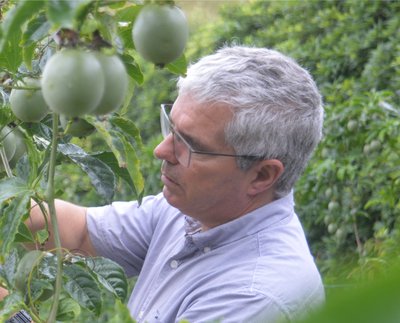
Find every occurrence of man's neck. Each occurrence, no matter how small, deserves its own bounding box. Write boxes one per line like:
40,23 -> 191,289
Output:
199,191 -> 276,231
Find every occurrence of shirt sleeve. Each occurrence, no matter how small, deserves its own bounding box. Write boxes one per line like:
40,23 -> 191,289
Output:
86,194 -> 163,277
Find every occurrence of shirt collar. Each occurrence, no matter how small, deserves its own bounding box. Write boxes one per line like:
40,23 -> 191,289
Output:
184,191 -> 295,250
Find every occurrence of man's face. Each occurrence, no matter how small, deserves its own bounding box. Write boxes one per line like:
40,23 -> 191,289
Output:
154,95 -> 254,229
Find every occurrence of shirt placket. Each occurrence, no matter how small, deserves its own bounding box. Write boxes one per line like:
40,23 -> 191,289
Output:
137,235 -> 199,322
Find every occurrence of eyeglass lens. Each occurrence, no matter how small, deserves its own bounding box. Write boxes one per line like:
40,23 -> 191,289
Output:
160,105 -> 191,167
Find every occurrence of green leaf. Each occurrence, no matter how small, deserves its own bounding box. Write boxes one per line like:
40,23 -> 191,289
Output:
30,279 -> 53,302
0,106 -> 14,128
108,299 -> 136,323
20,13 -> 51,69
88,117 -> 145,197
0,193 -> 31,257
0,177 -> 31,203
0,292 -> 24,321
56,296 -> 81,321
166,54 -> 187,76
58,143 -> 116,202
0,249 -> 19,286
38,253 -> 57,280
22,43 -> 36,71
117,133 -> 144,196
118,25 -> 135,50
14,221 -> 35,244
0,0 -> 45,52
120,53 -> 144,85
109,116 -> 144,195
88,119 -> 125,165
0,32 -> 23,73
119,77 -> 135,116
92,151 -> 136,194
46,0 -> 93,29
110,116 -> 143,150
114,3 -> 142,22
21,13 -> 51,46
35,228 -> 50,245
63,263 -> 102,316
89,257 -> 128,301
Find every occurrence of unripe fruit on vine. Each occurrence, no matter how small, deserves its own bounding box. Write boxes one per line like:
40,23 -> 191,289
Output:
132,4 -> 189,65
60,115 -> 95,137
363,144 -> 371,155
0,126 -> 17,161
41,49 -> 105,117
335,228 -> 346,241
92,52 -> 129,115
324,187 -> 333,198
9,77 -> 49,123
369,139 -> 381,152
327,223 -> 337,234
328,200 -> 339,211
346,119 -> 357,132
8,128 -> 26,167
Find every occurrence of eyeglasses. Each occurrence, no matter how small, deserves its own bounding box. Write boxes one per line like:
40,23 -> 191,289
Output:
160,103 -> 262,167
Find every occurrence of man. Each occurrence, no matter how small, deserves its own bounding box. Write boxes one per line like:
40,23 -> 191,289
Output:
3,45 -> 325,322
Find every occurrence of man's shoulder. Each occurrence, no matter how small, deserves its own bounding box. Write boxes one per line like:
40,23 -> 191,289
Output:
248,248 -> 325,318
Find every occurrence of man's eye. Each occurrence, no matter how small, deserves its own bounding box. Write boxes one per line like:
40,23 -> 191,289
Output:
174,133 -> 184,143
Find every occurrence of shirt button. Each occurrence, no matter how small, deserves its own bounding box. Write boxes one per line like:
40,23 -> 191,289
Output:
203,247 -> 211,253
138,310 -> 144,319
170,260 -> 179,269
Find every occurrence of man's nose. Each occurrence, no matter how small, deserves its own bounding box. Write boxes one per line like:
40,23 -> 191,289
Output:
153,135 -> 178,164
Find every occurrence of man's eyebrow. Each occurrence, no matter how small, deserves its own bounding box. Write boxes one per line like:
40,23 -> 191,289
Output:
170,119 -> 213,151
179,128 -> 209,150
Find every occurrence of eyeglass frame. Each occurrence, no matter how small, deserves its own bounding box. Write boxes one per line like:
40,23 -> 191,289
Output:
160,103 -> 263,167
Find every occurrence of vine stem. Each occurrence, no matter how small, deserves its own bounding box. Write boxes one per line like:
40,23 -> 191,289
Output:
0,126 -> 15,178
47,114 -> 63,323
0,146 -> 13,178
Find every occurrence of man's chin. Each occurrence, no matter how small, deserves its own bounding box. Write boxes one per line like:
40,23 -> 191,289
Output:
162,187 -> 180,208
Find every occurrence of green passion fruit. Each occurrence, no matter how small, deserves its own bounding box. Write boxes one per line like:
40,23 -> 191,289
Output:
60,115 -> 95,137
9,77 -> 49,123
8,127 -> 26,167
41,49 -> 105,117
92,52 -> 129,115
132,4 -> 189,65
0,126 -> 17,162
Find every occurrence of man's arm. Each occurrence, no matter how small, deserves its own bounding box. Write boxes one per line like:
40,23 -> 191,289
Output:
27,199 -> 97,256
0,285 -> 8,301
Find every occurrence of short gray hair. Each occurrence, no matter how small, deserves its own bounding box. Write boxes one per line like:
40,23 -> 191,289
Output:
177,46 -> 324,198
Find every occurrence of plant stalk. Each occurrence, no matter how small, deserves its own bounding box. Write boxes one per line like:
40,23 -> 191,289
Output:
0,146 -> 13,178
47,114 -> 63,323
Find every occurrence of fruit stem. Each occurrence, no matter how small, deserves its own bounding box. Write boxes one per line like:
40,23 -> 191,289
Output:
46,114 -> 63,323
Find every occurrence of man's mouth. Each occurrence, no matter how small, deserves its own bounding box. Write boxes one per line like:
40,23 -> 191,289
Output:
161,161 -> 179,186
161,172 -> 179,186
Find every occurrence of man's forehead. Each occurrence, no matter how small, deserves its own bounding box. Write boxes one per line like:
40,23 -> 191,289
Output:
171,98 -> 233,147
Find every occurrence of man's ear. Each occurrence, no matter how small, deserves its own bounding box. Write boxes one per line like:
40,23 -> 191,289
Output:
247,159 -> 284,196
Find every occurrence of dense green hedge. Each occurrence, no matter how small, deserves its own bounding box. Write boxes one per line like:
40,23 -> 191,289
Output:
132,0 -> 400,282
